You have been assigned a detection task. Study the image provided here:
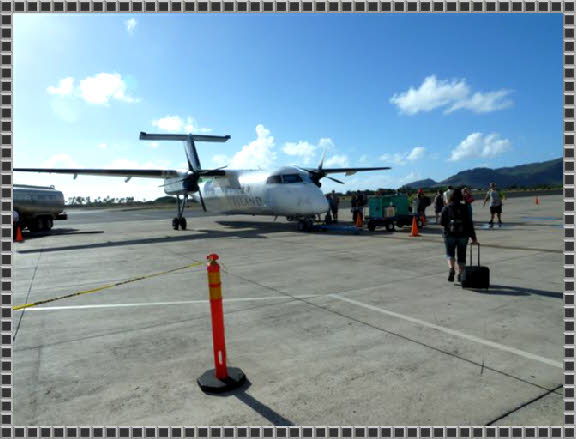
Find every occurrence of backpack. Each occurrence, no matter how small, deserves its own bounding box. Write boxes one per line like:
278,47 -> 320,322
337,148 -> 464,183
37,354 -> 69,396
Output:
448,205 -> 466,234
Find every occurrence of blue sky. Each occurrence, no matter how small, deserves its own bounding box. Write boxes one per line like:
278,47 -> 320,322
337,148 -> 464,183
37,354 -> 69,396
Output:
15,13 -> 561,200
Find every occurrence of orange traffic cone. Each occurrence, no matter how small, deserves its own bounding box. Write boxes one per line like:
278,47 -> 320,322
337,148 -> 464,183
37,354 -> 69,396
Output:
535,196 -> 539,205
356,211 -> 363,228
15,225 -> 24,243
411,215 -> 420,237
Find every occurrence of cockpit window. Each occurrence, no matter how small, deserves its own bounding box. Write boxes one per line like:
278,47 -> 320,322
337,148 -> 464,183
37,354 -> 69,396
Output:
266,175 -> 281,184
281,174 -> 303,184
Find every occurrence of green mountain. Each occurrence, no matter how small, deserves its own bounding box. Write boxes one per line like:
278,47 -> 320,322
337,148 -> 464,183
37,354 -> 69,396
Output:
404,158 -> 562,189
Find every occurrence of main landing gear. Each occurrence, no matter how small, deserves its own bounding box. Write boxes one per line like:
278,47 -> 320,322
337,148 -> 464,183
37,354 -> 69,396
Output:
172,195 -> 188,231
296,218 -> 315,232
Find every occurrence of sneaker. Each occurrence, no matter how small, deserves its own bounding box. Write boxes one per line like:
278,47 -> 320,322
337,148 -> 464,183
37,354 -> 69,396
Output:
498,221 -> 503,227
448,269 -> 455,282
489,221 -> 494,228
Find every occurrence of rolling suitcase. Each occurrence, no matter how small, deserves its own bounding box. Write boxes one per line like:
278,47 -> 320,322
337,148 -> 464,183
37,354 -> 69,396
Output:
461,244 -> 490,289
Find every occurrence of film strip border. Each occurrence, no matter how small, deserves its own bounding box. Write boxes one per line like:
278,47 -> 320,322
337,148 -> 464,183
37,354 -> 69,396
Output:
0,1 -> 572,438
1,1 -> 574,13
0,425 -> 573,438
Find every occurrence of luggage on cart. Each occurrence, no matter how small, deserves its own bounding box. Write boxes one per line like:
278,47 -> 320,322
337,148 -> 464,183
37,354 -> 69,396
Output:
461,244 -> 490,289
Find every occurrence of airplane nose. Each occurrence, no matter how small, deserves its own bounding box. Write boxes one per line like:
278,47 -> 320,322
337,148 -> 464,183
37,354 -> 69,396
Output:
315,192 -> 329,213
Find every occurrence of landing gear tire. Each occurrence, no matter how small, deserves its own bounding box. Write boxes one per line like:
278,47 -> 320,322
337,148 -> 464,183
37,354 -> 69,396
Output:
179,217 -> 187,230
297,220 -> 313,232
172,218 -> 180,230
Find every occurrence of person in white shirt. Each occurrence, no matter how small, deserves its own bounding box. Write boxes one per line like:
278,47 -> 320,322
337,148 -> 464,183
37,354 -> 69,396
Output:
483,182 -> 503,228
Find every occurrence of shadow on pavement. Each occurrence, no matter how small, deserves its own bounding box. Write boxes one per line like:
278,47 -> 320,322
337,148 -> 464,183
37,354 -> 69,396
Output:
212,379 -> 295,426
467,284 -> 563,299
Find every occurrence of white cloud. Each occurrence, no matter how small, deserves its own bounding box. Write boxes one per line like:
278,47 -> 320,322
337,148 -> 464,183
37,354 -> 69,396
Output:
229,124 -> 276,169
446,90 -> 513,114
324,154 -> 349,168
282,141 -> 317,165
390,75 -> 512,115
43,153 -> 80,168
47,77 -> 75,96
97,143 -> 107,149
79,73 -> 139,105
150,142 -> 159,148
380,146 -> 426,166
152,116 -> 212,134
449,133 -> 512,161
406,146 -> 426,161
125,18 -> 137,35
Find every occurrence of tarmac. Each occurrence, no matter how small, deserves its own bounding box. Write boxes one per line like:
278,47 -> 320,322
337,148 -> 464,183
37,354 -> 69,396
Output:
12,194 -> 563,426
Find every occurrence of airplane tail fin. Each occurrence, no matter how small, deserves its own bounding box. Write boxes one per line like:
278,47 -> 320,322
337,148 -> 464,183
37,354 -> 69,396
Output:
139,132 -> 231,172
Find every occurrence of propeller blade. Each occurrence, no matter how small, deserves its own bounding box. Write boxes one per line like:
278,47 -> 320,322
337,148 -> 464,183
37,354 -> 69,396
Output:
318,147 -> 327,171
198,186 -> 207,212
327,176 -> 344,184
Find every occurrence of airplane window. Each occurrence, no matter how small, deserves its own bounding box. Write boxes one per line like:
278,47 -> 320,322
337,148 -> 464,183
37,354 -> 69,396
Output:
266,175 -> 281,184
281,174 -> 303,184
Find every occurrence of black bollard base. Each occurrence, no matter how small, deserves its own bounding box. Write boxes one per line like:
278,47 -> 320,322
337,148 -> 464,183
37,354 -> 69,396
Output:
197,367 -> 246,394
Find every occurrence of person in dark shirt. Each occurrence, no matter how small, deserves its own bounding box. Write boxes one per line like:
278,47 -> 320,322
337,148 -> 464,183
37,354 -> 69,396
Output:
441,188 -> 479,283
434,190 -> 444,224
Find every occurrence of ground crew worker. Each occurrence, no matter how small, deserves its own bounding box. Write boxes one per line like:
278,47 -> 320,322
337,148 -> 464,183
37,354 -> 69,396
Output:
330,190 -> 339,223
351,192 -> 358,223
355,190 -> 366,224
416,189 -> 430,225
13,210 -> 20,241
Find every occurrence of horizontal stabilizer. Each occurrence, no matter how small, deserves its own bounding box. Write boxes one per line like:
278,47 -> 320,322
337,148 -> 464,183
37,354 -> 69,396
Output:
139,132 -> 231,143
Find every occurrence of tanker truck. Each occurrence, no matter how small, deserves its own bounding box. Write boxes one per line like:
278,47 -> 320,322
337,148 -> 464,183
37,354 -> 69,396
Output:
13,184 -> 68,232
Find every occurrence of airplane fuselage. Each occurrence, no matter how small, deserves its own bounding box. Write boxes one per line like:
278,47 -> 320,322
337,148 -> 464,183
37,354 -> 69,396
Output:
163,166 -> 329,217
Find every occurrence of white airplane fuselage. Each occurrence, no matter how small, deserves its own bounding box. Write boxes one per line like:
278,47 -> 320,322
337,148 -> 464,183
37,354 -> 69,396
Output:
163,166 -> 329,217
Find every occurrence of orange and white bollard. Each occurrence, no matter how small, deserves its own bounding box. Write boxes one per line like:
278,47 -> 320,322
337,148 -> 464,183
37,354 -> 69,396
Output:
197,254 -> 246,393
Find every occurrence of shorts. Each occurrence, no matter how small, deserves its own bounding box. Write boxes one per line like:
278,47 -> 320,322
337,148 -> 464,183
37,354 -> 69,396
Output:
444,235 -> 469,263
490,205 -> 502,214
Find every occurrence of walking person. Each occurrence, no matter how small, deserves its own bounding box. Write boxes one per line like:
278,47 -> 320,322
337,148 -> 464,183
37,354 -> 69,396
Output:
355,190 -> 366,224
416,189 -> 430,226
482,182 -> 503,228
434,189 -> 444,224
443,185 -> 454,206
350,191 -> 358,224
441,188 -> 478,283
331,190 -> 340,223
462,186 -> 474,219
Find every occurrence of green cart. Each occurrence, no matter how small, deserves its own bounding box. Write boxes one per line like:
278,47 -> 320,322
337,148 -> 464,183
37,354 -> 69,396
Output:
367,194 -> 418,232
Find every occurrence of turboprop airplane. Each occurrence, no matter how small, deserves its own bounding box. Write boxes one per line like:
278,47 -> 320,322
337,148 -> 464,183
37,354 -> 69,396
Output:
15,132 -> 391,231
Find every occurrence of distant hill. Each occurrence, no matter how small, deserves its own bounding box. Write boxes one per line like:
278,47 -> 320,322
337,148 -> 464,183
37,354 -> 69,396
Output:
403,158 -> 562,189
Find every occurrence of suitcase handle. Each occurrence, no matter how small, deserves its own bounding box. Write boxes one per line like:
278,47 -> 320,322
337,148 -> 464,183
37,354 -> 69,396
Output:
469,242 -> 480,266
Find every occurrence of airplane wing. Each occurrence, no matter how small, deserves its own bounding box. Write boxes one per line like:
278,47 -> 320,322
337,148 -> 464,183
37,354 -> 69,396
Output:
320,167 -> 391,176
13,168 -> 181,179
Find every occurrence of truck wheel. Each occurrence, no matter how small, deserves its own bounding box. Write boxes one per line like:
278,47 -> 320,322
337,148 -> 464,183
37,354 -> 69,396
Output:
368,221 -> 376,232
45,218 -> 54,231
385,222 -> 395,232
29,217 -> 43,233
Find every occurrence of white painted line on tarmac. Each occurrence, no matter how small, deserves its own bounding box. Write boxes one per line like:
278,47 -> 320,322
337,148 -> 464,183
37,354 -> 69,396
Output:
329,294 -> 563,369
22,295 -> 320,311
